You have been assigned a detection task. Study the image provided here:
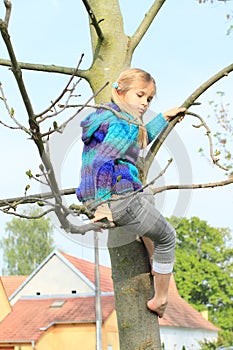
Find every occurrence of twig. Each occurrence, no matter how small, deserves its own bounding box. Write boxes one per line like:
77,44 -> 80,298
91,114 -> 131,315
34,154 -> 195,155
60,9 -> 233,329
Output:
82,0 -> 104,41
58,103 -> 143,127
0,188 -> 76,208
36,55 -> 84,119
152,176 -> 233,195
41,82 -> 110,138
86,158 -> 173,210
4,0 -> 12,28
144,63 -> 233,178
37,79 -> 81,124
0,120 -> 21,129
0,82 -> 31,134
0,207 -> 55,219
187,111 -> 229,171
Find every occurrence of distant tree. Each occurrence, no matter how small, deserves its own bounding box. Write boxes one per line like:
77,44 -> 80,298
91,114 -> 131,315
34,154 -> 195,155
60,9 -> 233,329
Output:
0,207 -> 54,275
169,216 -> 233,344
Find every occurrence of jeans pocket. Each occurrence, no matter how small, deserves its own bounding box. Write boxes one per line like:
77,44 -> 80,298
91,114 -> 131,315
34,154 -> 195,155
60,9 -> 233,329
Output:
110,196 -> 142,227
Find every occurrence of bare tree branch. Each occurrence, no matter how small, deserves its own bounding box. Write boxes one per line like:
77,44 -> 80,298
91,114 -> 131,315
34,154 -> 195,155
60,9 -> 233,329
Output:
0,58 -> 90,79
0,19 -> 75,232
3,0 -> 11,27
0,20 -> 35,119
187,111 -> 228,171
0,120 -> 20,129
0,188 -> 76,209
82,0 -> 104,41
0,81 -> 31,134
58,102 -> 144,126
130,0 -> 166,52
40,82 -> 109,138
152,177 -> 233,195
36,55 -> 84,119
144,63 -> 233,178
0,207 -> 55,219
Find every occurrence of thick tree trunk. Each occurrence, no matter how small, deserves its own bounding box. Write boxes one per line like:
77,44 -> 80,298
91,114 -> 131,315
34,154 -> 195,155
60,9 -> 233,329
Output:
108,228 -> 161,350
85,1 -> 163,347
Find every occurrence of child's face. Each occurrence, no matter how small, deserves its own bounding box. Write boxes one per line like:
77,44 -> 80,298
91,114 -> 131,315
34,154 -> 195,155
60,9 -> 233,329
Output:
119,80 -> 155,117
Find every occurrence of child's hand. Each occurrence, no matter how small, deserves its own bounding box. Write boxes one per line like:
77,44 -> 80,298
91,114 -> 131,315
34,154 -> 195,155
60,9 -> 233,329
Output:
163,107 -> 186,122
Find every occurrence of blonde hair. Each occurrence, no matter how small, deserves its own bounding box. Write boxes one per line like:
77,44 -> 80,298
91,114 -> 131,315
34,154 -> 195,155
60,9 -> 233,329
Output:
111,68 -> 156,148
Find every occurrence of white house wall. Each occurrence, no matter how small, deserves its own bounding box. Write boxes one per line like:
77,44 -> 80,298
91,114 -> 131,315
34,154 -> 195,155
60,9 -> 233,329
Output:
160,326 -> 218,350
11,254 -> 94,305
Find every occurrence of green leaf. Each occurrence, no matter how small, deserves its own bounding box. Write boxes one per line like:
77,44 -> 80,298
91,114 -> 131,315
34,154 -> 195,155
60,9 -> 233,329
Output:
10,107 -> 14,116
26,170 -> 33,179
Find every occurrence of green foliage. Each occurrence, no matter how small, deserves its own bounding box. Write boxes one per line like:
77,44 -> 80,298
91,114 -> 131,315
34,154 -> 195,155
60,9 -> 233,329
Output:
168,216 -> 233,345
199,329 -> 233,349
199,338 -> 218,350
217,329 -> 233,346
0,206 -> 54,275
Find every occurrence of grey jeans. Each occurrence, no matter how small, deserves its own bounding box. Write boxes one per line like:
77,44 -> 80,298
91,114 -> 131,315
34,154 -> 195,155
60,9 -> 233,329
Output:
109,189 -> 176,274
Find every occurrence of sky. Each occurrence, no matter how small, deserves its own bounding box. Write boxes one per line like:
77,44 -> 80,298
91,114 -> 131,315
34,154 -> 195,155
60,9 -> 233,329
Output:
0,0 -> 232,271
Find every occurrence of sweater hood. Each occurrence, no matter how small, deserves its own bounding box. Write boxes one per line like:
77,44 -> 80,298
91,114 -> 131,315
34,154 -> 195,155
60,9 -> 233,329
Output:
81,103 -> 120,144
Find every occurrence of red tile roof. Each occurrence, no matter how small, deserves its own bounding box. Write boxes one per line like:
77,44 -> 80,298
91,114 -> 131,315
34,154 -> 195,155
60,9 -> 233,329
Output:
61,251 -> 114,292
0,251 -> 219,336
60,252 -> 218,330
0,276 -> 28,298
158,276 -> 219,331
0,296 -> 115,343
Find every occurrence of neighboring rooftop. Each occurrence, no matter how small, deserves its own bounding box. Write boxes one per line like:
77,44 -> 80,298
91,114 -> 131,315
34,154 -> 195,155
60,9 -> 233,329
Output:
0,295 -> 115,342
0,250 -> 219,332
61,251 -> 114,292
0,276 -> 28,298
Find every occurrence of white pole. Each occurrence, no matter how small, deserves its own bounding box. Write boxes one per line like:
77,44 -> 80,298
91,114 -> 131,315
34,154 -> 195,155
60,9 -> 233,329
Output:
94,230 -> 102,350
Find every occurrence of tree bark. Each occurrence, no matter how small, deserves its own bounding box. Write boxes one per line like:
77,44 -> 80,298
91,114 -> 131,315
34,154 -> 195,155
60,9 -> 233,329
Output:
85,0 -> 130,100
108,228 -> 162,350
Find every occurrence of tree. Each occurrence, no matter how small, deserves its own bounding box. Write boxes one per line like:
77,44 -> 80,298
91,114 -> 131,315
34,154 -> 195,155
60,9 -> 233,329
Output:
0,206 -> 54,275
169,216 -> 233,345
0,1 -> 232,349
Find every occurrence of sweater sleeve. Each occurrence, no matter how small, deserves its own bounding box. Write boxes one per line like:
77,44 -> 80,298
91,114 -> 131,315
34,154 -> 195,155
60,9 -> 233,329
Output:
145,112 -> 169,144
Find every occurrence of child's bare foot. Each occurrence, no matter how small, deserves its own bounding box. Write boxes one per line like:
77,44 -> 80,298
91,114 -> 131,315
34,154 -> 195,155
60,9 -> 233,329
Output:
147,298 -> 168,318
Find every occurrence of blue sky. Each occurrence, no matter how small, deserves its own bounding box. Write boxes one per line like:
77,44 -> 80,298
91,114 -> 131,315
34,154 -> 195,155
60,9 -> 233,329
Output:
0,0 -> 232,269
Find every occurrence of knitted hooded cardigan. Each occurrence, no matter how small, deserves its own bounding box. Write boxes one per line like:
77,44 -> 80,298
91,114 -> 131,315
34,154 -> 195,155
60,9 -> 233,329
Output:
76,103 -> 168,205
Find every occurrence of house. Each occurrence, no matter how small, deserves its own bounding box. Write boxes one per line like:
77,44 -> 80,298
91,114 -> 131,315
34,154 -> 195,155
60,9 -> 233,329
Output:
0,295 -> 117,350
0,251 -> 118,350
0,250 -> 219,350
159,276 -> 219,349
0,278 -> 11,321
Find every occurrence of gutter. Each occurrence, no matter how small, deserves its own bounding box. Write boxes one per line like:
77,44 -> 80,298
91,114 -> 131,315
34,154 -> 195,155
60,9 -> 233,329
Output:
0,339 -> 36,346
39,320 -> 96,332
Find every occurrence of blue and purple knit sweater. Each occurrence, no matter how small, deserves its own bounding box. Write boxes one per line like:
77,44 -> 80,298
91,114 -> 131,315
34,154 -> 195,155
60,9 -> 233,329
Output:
76,103 -> 168,204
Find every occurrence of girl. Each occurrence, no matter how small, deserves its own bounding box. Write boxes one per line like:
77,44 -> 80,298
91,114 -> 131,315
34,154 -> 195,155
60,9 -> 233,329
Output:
76,67 -> 185,318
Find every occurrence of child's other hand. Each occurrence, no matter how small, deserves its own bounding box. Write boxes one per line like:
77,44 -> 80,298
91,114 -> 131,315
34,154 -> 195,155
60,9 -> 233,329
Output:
163,107 -> 186,122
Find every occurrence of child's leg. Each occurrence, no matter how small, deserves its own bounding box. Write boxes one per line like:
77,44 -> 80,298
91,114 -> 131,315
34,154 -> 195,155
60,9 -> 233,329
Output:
147,272 -> 171,318
141,237 -> 154,273
109,191 -> 175,318
136,195 -> 175,318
